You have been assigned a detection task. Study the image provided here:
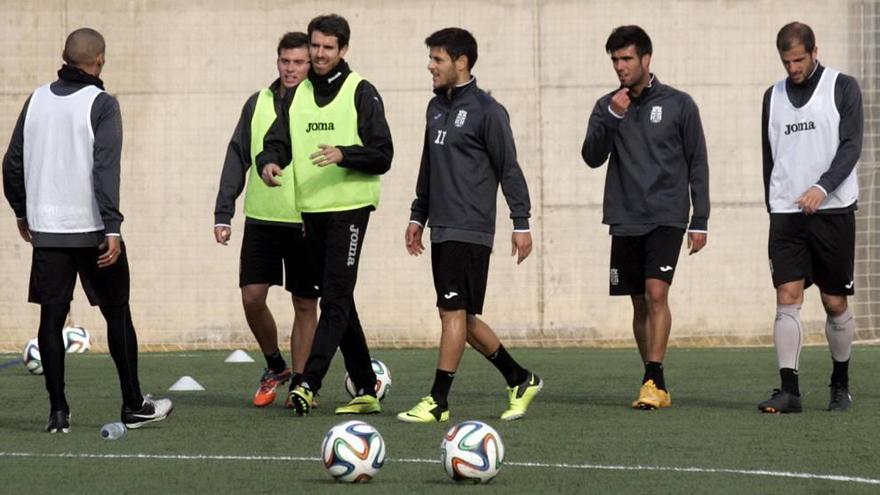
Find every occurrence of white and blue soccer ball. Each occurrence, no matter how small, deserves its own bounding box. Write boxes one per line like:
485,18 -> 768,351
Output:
62,326 -> 91,353
343,358 -> 391,401
22,338 -> 43,375
441,420 -> 505,483
321,420 -> 385,483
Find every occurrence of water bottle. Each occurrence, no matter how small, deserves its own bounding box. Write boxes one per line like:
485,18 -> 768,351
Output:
100,422 -> 127,440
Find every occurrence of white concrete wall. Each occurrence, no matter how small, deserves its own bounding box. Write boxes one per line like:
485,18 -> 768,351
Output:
0,0 -> 855,350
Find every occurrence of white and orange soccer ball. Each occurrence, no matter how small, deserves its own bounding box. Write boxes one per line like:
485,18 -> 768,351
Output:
441,420 -> 505,483
321,420 -> 385,483
343,358 -> 391,401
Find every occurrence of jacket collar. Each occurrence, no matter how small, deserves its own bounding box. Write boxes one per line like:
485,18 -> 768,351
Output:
308,59 -> 351,97
57,64 -> 105,90
434,76 -> 476,101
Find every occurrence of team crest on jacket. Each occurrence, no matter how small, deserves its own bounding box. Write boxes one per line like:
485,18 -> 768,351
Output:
454,109 -> 468,127
650,106 -> 662,123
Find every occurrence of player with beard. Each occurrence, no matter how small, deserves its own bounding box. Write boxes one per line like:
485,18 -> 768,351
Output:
258,14 -> 393,417
397,28 -> 542,423
757,22 -> 862,414
582,25 -> 710,410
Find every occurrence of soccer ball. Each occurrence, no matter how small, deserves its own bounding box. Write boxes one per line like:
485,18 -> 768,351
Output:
321,420 -> 385,483
441,420 -> 505,483
343,358 -> 391,401
62,326 -> 91,353
22,338 -> 43,375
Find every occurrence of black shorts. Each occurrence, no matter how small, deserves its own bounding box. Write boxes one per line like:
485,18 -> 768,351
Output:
29,243 -> 130,306
768,212 -> 855,295
431,241 -> 491,315
609,226 -> 685,296
239,222 -> 322,299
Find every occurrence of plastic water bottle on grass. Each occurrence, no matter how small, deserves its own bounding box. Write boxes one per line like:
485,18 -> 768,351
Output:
100,422 -> 127,440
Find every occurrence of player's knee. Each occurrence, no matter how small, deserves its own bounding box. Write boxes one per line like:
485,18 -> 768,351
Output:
644,282 -> 669,308
241,291 -> 268,313
292,296 -> 318,316
821,296 -> 848,317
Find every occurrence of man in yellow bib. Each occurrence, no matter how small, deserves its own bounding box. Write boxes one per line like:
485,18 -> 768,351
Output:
213,32 -> 321,408
258,14 -> 393,416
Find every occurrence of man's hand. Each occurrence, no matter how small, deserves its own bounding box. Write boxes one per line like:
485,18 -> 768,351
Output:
261,163 -> 283,186
405,223 -> 425,256
511,231 -> 532,264
310,145 -> 343,167
97,236 -> 121,268
16,218 -> 31,243
214,226 -> 231,245
796,186 -> 827,215
609,88 -> 631,116
687,232 -> 707,255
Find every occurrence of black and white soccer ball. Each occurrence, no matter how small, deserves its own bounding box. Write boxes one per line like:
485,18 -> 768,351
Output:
22,338 -> 43,375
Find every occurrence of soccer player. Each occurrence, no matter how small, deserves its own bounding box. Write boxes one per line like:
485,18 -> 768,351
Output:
258,14 -> 393,416
757,22 -> 862,414
213,32 -> 321,408
582,25 -> 709,410
2,28 -> 172,432
397,28 -> 542,423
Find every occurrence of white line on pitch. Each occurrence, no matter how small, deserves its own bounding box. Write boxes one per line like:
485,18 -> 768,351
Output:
2,452 -> 878,486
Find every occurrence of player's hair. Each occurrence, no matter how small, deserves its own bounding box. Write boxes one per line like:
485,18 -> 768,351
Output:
776,22 -> 816,53
308,14 -> 350,48
277,32 -> 309,55
605,25 -> 652,57
62,28 -> 105,66
425,27 -> 478,70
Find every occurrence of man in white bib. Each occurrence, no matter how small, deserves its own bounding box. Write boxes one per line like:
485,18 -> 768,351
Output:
758,22 -> 863,414
3,28 -> 172,432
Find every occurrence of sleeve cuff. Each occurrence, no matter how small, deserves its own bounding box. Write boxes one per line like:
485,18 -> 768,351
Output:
812,184 -> 829,196
513,218 -> 530,230
409,211 -> 428,225
688,218 -> 708,231
607,105 -> 625,119
408,220 -> 424,228
103,221 -> 121,235
215,213 -> 232,225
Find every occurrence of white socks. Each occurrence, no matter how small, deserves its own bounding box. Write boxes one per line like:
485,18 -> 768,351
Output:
825,308 -> 855,362
774,304 -> 803,370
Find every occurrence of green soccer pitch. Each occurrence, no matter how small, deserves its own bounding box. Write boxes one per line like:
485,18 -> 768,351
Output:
1,346 -> 878,494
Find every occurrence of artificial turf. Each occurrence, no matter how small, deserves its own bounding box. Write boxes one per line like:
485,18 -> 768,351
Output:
1,346 -> 878,494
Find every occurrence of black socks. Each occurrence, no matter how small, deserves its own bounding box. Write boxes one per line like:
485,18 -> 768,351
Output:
264,350 -> 287,374
643,361 -> 666,391
780,368 -> 800,396
487,345 -> 528,387
430,369 -> 455,408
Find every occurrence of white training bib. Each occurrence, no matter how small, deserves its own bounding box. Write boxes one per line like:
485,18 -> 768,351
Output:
23,83 -> 105,233
767,67 -> 858,213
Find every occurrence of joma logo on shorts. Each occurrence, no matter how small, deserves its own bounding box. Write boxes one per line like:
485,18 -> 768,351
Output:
347,224 -> 359,267
784,121 -> 816,135
306,122 -> 336,133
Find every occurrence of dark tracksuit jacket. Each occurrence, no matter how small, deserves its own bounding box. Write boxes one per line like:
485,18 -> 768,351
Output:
761,63 -> 863,215
3,65 -> 124,247
214,78 -> 299,228
582,76 -> 710,235
409,78 -> 531,249
255,60 -> 393,393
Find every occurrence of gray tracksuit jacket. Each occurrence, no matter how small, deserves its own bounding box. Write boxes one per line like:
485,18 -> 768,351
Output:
410,78 -> 531,248
582,76 -> 710,233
